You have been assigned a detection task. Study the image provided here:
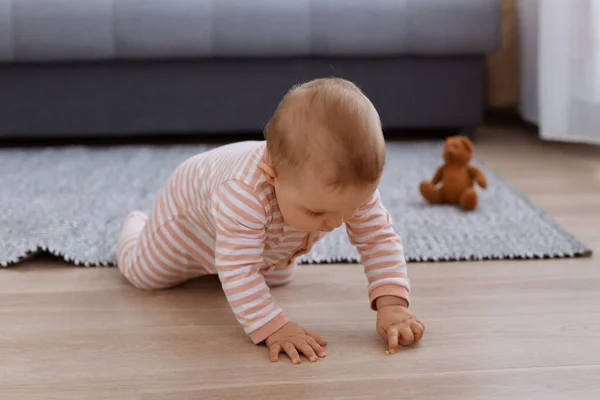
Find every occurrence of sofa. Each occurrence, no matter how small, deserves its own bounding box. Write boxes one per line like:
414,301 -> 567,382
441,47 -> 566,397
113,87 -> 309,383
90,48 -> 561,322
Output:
0,0 -> 501,139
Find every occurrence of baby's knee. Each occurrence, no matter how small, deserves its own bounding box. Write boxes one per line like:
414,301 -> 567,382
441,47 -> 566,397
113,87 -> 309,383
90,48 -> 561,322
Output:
116,254 -> 158,291
263,266 -> 296,287
265,277 -> 293,287
119,265 -> 168,291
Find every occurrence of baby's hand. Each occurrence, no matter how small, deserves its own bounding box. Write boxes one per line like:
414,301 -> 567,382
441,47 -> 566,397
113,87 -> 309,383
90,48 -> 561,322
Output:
376,304 -> 424,354
265,321 -> 328,364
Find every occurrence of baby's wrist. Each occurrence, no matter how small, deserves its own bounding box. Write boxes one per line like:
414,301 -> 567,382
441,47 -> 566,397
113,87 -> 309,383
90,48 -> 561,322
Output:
375,295 -> 408,310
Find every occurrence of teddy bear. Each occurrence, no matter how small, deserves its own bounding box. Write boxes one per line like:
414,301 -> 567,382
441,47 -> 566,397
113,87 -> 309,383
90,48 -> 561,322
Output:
419,135 -> 487,211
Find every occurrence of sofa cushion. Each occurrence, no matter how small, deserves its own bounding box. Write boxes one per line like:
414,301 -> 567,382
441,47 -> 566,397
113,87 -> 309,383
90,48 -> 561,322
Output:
0,0 -> 500,62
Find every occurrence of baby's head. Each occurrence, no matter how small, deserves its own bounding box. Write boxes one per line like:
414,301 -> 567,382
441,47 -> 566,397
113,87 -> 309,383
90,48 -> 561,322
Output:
260,78 -> 386,232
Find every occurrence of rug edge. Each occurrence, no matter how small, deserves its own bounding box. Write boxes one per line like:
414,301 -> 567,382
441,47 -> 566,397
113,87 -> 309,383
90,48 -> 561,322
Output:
0,246 -> 592,268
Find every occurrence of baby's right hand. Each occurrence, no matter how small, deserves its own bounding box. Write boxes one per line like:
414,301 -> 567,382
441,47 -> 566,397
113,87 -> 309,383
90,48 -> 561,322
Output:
265,321 -> 328,364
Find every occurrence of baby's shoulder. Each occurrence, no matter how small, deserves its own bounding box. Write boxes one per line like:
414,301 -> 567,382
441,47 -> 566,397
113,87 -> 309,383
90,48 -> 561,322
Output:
211,140 -> 265,156
204,140 -> 270,192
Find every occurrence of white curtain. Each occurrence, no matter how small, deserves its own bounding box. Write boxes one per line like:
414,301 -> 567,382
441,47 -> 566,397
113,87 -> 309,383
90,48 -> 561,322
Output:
539,0 -> 600,144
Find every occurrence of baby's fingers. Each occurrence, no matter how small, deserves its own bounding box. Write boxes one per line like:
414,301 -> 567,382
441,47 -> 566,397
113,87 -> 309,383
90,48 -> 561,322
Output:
411,320 -> 425,342
269,343 -> 282,363
307,331 -> 328,347
305,336 -> 327,358
294,339 -> 318,362
377,324 -> 387,341
282,342 -> 302,365
387,326 -> 399,354
398,326 -> 415,347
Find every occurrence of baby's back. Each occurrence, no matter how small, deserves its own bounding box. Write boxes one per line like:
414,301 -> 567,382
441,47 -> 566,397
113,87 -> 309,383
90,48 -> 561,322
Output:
137,140 -> 269,274
170,140 -> 267,210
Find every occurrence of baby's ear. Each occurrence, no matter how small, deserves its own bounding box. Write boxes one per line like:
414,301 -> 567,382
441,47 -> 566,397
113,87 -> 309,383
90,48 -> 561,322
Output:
258,162 -> 277,185
459,136 -> 473,154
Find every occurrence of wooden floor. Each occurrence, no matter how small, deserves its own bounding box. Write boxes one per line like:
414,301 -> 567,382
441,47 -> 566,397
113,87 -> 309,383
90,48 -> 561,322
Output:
1,124 -> 599,400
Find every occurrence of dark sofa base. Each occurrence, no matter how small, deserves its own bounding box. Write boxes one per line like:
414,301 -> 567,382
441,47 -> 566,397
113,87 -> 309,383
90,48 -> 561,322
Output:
0,56 -> 485,138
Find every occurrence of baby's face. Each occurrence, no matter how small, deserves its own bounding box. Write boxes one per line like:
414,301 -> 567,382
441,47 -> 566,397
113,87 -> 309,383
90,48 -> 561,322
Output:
274,171 -> 378,232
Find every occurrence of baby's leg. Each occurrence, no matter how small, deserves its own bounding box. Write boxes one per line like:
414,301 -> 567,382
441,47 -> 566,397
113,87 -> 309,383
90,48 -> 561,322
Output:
116,211 -> 193,290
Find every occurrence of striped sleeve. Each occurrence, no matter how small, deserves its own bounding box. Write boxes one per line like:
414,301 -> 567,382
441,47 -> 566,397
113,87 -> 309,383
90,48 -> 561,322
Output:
345,190 -> 411,310
211,179 -> 289,344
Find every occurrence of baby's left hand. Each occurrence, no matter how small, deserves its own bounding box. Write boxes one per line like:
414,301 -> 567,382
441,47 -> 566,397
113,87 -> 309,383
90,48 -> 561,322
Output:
376,304 -> 424,354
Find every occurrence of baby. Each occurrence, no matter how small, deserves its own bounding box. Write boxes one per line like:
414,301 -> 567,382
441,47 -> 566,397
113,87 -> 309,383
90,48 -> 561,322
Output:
116,77 -> 424,364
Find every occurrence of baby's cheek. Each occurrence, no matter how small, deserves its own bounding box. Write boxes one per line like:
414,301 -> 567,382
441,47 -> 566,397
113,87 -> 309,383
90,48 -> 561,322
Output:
289,214 -> 320,231
279,205 -> 315,231
344,209 -> 358,221
297,216 -> 322,232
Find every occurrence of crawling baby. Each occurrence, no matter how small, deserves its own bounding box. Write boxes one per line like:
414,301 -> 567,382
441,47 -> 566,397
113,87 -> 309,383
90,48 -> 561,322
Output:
116,77 -> 424,364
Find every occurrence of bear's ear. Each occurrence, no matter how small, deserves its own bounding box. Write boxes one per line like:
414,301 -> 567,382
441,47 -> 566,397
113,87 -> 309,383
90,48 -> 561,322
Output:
459,136 -> 473,153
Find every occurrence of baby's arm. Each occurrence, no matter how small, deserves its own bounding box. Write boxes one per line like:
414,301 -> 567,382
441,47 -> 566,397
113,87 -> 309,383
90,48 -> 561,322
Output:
211,180 -> 287,344
211,180 -> 326,362
345,190 -> 424,351
345,190 -> 410,308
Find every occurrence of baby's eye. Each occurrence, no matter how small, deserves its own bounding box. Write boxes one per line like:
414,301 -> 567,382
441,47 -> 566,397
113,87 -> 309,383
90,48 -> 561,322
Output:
306,209 -> 324,217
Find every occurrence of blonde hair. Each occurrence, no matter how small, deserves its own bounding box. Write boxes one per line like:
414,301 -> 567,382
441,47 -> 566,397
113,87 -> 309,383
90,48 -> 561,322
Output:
264,77 -> 386,188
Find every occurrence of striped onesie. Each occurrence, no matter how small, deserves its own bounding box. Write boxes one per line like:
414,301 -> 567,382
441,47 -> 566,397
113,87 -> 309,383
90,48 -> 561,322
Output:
116,141 -> 410,344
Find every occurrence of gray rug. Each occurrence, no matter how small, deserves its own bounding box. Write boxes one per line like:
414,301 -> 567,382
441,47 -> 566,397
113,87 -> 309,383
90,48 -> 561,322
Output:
0,142 -> 592,267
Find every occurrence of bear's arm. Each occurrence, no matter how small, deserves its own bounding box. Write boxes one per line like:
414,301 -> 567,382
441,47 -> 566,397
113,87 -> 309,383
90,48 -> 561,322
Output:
468,165 -> 488,189
432,166 -> 444,185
